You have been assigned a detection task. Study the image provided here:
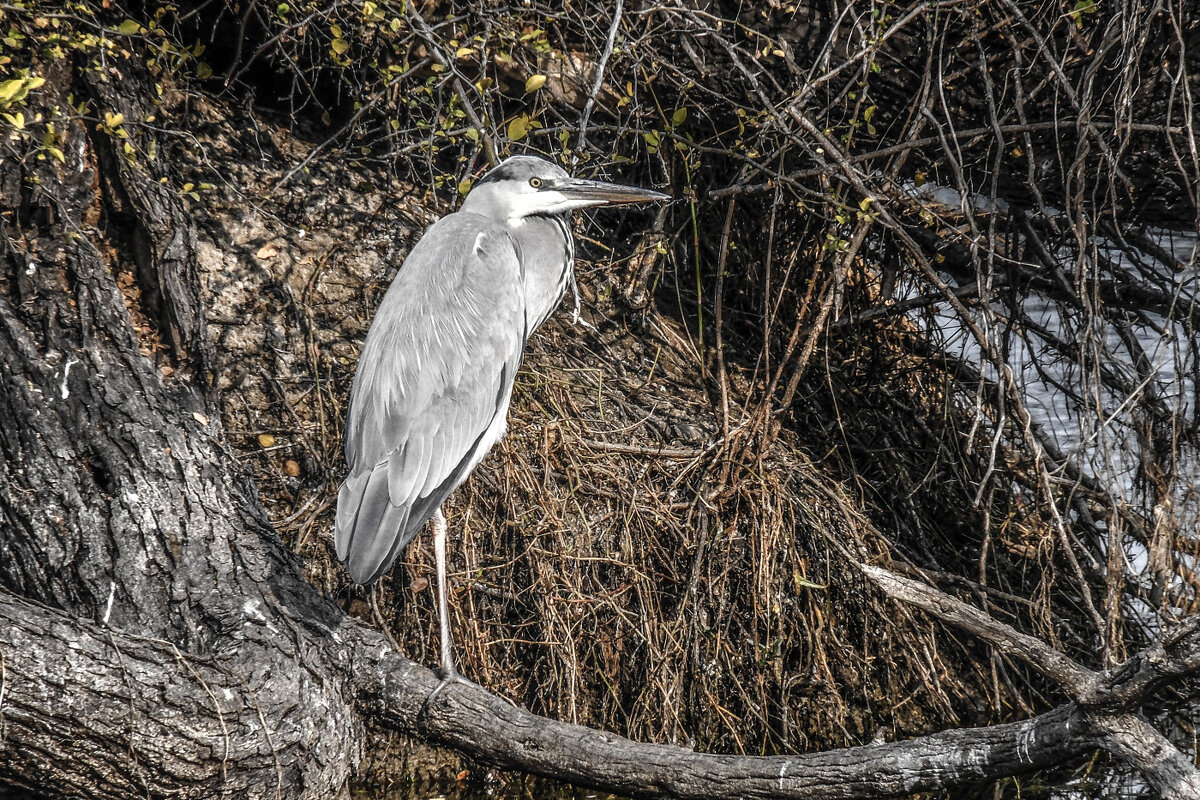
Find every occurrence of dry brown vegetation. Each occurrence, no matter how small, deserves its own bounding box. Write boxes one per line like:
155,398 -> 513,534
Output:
192,120 -> 970,757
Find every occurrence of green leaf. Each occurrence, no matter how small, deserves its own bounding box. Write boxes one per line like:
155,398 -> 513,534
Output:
1068,0 -> 1097,26
793,574 -> 827,591
671,107 -> 687,127
507,114 -> 530,141
0,79 -> 24,102
117,19 -> 140,34
331,38 -> 349,55
524,74 -> 547,93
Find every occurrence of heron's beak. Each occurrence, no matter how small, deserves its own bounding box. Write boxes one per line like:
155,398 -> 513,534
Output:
552,177 -> 671,207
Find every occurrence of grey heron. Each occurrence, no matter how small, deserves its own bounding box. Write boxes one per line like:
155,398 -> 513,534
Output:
336,155 -> 668,682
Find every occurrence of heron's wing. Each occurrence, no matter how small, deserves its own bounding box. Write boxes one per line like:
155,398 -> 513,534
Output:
335,215 -> 526,584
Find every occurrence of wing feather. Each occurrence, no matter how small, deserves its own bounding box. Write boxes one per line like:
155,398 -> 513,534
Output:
388,433 -> 423,506
335,213 -> 526,584
421,406 -> 456,498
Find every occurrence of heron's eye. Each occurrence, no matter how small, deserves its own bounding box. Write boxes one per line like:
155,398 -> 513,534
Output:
529,177 -> 542,188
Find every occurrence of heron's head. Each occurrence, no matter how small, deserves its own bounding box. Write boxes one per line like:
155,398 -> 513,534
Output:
461,155 -> 669,225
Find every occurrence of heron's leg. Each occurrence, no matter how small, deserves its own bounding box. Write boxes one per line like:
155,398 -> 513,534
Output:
424,508 -> 488,709
432,507 -> 459,681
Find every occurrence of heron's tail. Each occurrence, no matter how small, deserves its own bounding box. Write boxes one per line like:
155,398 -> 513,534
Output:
335,467 -> 418,584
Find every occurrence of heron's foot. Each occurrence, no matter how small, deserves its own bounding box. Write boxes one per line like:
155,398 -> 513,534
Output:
572,311 -> 597,331
423,665 -> 479,711
569,280 -> 596,331
438,663 -> 478,688
422,667 -> 522,713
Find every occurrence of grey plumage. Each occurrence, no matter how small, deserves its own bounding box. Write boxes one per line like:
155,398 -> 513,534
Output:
336,215 -> 525,583
335,155 -> 668,679
516,213 -> 575,333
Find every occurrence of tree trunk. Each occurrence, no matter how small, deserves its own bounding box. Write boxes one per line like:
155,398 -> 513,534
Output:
0,55 -> 361,798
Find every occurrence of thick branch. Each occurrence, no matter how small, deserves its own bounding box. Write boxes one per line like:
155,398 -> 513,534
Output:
861,564 -> 1095,695
864,564 -> 1200,798
1,585 -> 1101,800
1091,714 -> 1200,800
1097,616 -> 1200,711
349,629 -> 1096,800
0,591 -> 356,799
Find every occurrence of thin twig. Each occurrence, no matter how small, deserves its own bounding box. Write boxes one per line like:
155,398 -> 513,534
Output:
712,198 -> 735,443
579,439 -> 708,460
405,6 -> 497,163
708,121 -> 1188,199
273,60 -> 429,191
223,0 -> 260,87
576,0 -> 623,157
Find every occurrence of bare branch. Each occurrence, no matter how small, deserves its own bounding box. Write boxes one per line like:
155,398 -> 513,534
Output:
349,625 -> 1096,800
1091,714 -> 1200,800
576,0 -> 623,156
861,564 -> 1095,695
864,564 -> 1200,798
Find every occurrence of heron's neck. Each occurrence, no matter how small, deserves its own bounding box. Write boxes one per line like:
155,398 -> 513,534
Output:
515,215 -> 574,334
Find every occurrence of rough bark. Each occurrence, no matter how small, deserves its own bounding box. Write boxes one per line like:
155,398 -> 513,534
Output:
0,57 -> 362,799
0,591 -> 1105,800
2,29 -> 1199,800
0,592 -> 356,797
